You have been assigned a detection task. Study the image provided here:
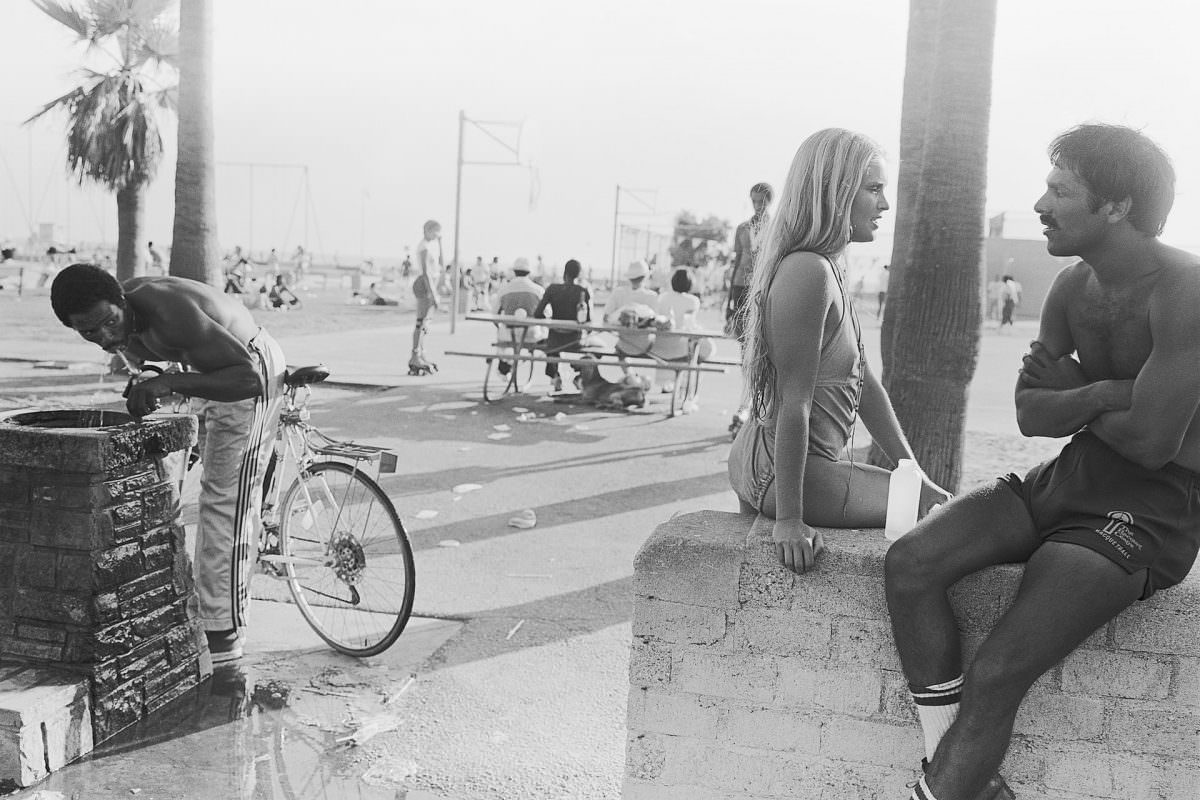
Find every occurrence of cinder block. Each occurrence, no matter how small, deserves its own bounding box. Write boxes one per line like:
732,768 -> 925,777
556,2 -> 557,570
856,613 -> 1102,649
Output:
632,598 -> 726,646
831,617 -> 902,670
1061,648 -> 1172,700
804,758 -> 913,800
1173,656 -> 1200,708
1012,690 -> 1103,739
1040,748 -> 1115,797
819,716 -> 920,767
628,688 -> 720,739
623,777 -> 751,800
628,639 -> 672,689
672,650 -> 776,704
730,607 -> 831,658
1111,588 -> 1200,657
1104,699 -> 1200,759
715,702 -> 820,753
633,512 -> 749,607
0,666 -> 92,787
774,658 -> 882,716
625,732 -> 667,781
658,736 -> 774,796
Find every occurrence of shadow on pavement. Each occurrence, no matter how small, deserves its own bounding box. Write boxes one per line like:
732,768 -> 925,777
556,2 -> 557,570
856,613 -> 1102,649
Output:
403,470 -> 730,550
378,434 -> 728,499
421,577 -> 634,672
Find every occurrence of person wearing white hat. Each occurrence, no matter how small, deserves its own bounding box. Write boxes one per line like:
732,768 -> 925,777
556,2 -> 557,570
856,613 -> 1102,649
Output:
604,260 -> 659,373
491,257 -> 545,376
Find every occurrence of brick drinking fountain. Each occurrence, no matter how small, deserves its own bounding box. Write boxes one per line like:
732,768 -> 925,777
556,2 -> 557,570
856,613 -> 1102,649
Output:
0,409 -> 209,789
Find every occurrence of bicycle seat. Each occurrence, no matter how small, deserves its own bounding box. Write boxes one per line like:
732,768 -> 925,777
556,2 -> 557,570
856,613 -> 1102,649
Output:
284,365 -> 331,387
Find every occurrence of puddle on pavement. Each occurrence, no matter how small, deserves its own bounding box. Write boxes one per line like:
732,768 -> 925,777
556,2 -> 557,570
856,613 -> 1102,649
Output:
6,664 -> 406,800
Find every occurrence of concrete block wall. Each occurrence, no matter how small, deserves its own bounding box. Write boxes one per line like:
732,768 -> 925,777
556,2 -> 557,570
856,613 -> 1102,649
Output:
626,511 -> 1200,800
0,410 -> 209,784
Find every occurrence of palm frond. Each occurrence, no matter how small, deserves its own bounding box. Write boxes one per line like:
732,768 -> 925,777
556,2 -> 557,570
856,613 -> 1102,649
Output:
131,0 -> 178,24
89,0 -> 132,39
134,19 -> 179,67
30,0 -> 92,39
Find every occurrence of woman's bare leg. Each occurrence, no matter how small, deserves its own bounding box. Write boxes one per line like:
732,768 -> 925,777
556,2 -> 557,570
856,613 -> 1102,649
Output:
759,456 -> 891,527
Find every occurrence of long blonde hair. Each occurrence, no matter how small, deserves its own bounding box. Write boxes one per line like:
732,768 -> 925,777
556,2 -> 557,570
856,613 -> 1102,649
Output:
739,128 -> 883,421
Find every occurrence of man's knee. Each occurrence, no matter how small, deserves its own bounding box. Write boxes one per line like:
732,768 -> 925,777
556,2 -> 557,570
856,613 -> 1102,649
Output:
884,534 -> 927,595
961,641 -> 1039,708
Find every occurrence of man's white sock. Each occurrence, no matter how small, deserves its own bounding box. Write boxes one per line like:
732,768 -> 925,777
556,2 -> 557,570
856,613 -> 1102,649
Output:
911,674 -> 963,760
910,775 -> 939,800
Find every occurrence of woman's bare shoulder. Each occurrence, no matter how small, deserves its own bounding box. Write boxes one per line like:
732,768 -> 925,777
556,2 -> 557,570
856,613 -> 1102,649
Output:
775,251 -> 834,289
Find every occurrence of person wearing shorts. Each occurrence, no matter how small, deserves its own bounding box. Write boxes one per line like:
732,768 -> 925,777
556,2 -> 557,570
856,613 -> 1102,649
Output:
886,124 -> 1200,800
726,182 -> 773,437
410,220 -> 442,372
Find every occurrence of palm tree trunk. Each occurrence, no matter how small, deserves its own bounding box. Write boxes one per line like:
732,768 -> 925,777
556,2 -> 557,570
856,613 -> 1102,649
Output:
879,0 -> 997,491
879,0 -> 942,375
170,0 -> 220,285
115,185 -> 145,282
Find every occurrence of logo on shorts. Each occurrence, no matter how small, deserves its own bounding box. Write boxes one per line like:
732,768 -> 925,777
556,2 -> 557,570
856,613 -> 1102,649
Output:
1097,510 -> 1141,557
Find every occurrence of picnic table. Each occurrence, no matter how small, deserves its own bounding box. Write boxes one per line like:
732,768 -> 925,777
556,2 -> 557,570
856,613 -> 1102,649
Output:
445,313 -> 738,417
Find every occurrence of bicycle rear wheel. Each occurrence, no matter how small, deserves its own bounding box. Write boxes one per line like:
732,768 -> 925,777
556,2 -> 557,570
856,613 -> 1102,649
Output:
278,461 -> 415,656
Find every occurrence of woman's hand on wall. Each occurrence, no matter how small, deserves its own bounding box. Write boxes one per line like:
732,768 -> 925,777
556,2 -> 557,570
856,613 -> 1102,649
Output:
773,518 -> 823,574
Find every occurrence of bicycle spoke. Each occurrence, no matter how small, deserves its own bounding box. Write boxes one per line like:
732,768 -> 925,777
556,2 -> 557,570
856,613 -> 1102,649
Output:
277,461 -> 415,656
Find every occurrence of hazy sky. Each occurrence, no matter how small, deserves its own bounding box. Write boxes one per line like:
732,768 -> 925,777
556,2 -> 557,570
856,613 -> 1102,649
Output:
2,0 -> 1198,275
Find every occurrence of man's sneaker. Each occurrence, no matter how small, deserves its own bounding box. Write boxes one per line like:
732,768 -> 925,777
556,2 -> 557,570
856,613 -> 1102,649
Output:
206,629 -> 243,664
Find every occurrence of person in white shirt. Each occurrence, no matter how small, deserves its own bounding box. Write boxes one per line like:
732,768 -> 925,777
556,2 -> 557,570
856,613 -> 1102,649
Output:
605,260 -> 659,366
652,268 -> 709,392
492,257 -> 545,376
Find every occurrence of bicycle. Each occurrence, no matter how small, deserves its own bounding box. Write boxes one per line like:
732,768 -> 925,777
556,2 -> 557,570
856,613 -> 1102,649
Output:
254,364 -> 416,658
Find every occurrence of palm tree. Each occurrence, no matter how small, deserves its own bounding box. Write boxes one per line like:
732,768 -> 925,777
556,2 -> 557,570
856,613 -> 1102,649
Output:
879,0 -> 998,491
169,0 -> 219,284
26,0 -> 178,282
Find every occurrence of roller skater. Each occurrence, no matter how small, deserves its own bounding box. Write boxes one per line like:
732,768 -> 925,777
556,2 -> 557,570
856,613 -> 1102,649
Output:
408,319 -> 438,375
409,219 -> 442,377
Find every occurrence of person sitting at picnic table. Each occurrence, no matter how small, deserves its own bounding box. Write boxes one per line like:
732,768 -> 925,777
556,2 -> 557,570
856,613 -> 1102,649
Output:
533,258 -> 592,392
651,268 -> 716,393
604,259 -> 659,376
490,257 -> 545,376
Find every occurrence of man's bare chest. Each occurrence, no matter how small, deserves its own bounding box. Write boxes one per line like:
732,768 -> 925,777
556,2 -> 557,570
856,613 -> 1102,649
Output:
1067,285 -> 1154,380
129,331 -> 189,366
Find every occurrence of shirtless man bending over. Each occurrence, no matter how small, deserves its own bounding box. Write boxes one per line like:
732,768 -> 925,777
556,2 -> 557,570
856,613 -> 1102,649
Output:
51,265 -> 286,664
887,123 -> 1200,800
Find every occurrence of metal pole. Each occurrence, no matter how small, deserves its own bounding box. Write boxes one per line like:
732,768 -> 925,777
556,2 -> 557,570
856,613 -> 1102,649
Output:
303,167 -> 310,251
609,184 -> 620,290
450,110 -> 465,334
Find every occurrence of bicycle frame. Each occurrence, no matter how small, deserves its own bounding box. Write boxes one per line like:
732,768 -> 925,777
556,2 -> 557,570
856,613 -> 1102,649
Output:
257,382 -> 396,575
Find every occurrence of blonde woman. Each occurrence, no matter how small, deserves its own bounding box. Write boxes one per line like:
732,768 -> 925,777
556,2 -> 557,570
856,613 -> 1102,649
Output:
728,128 -> 949,574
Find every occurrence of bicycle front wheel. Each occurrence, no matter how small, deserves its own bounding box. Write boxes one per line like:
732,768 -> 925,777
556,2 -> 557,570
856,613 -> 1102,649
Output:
278,461 -> 415,657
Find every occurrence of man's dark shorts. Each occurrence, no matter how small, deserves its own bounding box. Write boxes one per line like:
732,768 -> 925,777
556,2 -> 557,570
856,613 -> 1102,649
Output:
1001,429 -> 1200,599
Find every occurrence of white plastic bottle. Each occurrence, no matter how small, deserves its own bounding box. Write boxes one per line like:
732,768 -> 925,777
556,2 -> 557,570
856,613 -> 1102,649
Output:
884,459 -> 922,541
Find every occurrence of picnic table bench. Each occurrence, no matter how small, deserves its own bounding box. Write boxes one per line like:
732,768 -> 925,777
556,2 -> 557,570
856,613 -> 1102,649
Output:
445,313 -> 738,417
